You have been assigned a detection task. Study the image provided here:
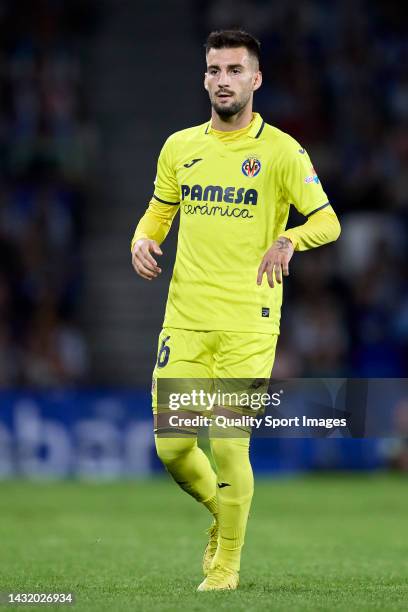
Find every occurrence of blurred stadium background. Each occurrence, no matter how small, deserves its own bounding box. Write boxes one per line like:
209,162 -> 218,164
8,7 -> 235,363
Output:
0,0 -> 407,478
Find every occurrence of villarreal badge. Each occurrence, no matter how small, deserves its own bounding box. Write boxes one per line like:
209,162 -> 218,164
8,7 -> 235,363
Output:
242,156 -> 261,177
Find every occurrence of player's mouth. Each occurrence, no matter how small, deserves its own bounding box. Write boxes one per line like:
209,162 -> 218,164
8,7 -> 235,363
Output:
216,91 -> 234,101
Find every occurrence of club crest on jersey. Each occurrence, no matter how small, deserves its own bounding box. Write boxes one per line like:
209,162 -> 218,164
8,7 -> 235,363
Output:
304,166 -> 320,184
242,156 -> 261,177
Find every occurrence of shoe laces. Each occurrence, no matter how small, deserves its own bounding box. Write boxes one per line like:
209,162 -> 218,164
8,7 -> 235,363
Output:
206,564 -> 237,587
205,522 -> 218,549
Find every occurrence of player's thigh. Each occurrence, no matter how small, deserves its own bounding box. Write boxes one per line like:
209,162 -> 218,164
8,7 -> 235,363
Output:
214,331 -> 278,379
152,327 -> 215,415
211,331 -> 278,431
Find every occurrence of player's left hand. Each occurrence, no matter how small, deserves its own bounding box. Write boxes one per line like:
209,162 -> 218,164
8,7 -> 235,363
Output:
257,236 -> 295,288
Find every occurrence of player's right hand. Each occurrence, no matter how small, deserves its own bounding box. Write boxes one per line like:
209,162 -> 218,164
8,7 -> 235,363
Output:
131,239 -> 163,280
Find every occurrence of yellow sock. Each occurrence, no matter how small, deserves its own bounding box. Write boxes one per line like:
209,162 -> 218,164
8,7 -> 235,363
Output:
202,494 -> 218,518
155,435 -> 217,515
209,436 -> 253,572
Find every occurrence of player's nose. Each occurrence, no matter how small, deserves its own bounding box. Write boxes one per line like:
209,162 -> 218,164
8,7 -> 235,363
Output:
217,70 -> 232,87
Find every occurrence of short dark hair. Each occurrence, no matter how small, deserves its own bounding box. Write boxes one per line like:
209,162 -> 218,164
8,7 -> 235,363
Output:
205,29 -> 261,66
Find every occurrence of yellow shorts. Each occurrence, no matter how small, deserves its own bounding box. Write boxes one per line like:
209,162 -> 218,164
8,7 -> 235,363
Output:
152,327 -> 278,413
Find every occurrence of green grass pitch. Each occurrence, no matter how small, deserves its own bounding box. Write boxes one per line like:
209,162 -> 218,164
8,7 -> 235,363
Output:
0,474 -> 407,611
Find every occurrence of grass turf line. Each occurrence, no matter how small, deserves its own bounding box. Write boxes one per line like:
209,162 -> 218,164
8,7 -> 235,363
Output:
0,474 -> 407,611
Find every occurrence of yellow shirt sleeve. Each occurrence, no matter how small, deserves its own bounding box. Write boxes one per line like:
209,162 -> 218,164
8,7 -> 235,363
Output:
130,199 -> 179,252
280,204 -> 341,251
279,138 -> 340,250
281,142 -> 329,217
153,134 -> 180,205
130,135 -> 180,252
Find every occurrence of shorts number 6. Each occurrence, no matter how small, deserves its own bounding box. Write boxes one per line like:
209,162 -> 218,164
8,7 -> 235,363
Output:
157,335 -> 170,368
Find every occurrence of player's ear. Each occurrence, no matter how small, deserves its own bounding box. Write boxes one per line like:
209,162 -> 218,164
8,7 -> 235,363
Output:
204,72 -> 209,91
254,71 -> 262,90
253,70 -> 262,92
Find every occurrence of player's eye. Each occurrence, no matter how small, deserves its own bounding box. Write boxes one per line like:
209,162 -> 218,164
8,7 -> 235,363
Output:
209,69 -> 218,75
232,68 -> 241,74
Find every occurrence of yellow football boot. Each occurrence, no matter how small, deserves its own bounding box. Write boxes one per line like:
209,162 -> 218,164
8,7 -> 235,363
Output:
197,564 -> 239,591
202,521 -> 218,576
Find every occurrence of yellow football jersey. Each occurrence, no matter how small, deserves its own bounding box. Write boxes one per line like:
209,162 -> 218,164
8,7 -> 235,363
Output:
144,112 -> 330,334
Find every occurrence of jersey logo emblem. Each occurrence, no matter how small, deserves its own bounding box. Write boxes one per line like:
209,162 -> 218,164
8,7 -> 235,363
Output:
262,307 -> 270,317
242,157 -> 261,177
184,158 -> 203,168
304,166 -> 320,184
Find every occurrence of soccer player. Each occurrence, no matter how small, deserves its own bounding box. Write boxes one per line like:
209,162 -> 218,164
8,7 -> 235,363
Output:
131,29 -> 341,591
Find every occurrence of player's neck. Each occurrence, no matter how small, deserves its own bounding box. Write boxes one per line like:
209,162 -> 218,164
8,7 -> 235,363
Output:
211,106 -> 254,132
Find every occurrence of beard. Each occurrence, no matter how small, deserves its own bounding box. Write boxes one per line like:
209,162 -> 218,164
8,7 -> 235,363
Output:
210,92 -> 251,119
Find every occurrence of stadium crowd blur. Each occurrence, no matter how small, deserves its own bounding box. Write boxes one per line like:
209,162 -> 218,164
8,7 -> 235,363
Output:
0,0 -> 98,386
0,0 -> 407,388
201,0 -> 408,378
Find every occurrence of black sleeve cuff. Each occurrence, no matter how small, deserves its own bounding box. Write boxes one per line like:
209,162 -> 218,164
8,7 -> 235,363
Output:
306,202 -> 330,218
153,194 -> 180,205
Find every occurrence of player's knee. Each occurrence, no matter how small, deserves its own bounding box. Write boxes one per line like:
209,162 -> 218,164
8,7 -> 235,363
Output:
154,436 -> 196,466
210,437 -> 250,470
